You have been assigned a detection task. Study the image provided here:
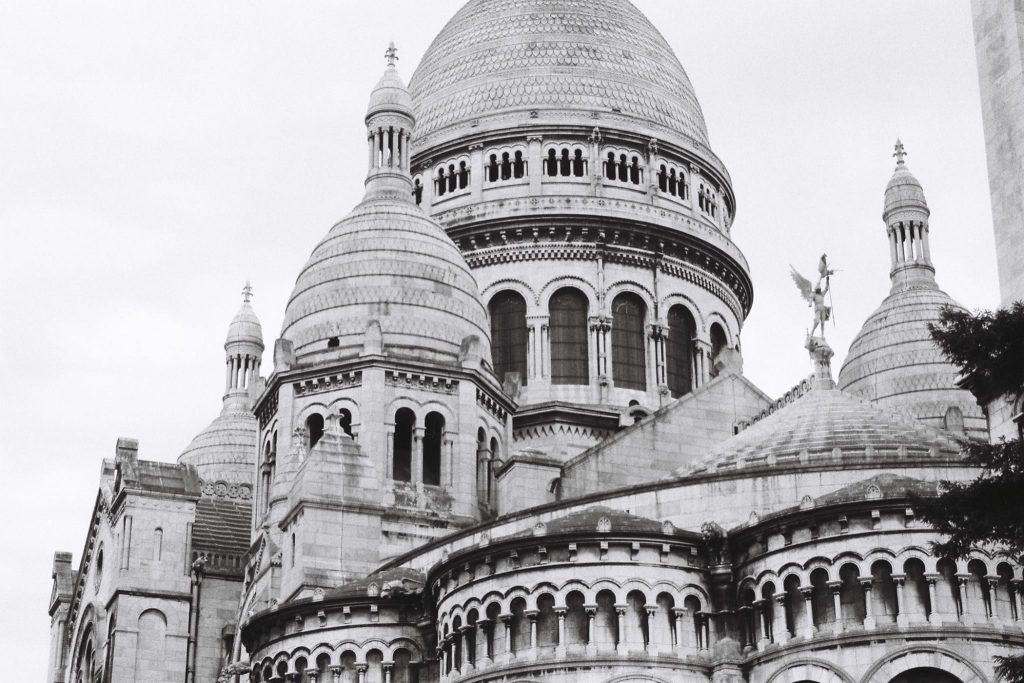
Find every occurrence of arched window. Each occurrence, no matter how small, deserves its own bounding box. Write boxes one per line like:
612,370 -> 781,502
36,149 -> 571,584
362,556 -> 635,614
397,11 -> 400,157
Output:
546,149 -> 558,176
710,322 -> 728,374
153,528 -> 163,561
605,152 -> 616,180
423,412 -> 444,486
413,178 -> 423,205
488,291 -> 528,386
447,164 -> 457,192
513,150 -> 526,178
572,149 -> 585,176
629,156 -> 641,184
559,148 -> 571,176
668,168 -> 677,195
658,165 -> 668,192
666,305 -> 695,398
392,408 -> 414,482
549,288 -> 589,385
339,408 -> 353,437
458,160 -> 469,189
611,293 -> 647,390
306,413 -> 324,449
436,167 -> 447,196
500,153 -> 512,181
487,154 -> 499,182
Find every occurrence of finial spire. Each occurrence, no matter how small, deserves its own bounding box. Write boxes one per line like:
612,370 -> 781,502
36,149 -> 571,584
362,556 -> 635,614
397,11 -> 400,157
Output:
893,138 -> 907,166
385,42 -> 398,68
242,281 -> 253,303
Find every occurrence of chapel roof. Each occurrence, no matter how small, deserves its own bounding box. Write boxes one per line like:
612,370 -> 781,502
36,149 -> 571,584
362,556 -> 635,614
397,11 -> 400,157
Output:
409,0 -> 710,149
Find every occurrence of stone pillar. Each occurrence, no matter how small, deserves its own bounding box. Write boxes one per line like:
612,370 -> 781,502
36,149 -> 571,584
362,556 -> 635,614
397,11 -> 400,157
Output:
469,144 -> 484,203
645,606 -> 658,652
957,575 -> 974,625
330,666 -> 342,683
541,323 -> 551,379
1013,581 -> 1024,624
926,575 -> 942,625
460,627 -> 472,672
988,577 -> 1001,621
700,613 -> 710,650
584,605 -> 597,654
673,608 -> 692,652
695,340 -> 712,386
800,588 -> 815,639
356,664 -> 367,683
754,599 -> 771,650
476,619 -> 490,665
828,581 -> 843,632
921,223 -> 932,260
615,606 -> 627,654
650,323 -> 666,396
500,614 -> 513,660
555,608 -> 567,655
382,664 -> 392,683
588,127 -> 603,197
412,426 -> 425,484
526,610 -> 538,654
861,579 -> 876,629
527,136 -> 543,194
772,593 -> 789,643
893,575 -> 907,627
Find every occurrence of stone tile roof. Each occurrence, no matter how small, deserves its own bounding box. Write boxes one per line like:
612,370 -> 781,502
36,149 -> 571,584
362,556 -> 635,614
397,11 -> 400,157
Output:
678,387 -> 963,476
192,497 -> 251,577
811,473 -> 939,507
118,459 -> 201,497
505,505 -> 680,539
409,0 -> 709,149
178,406 -> 259,486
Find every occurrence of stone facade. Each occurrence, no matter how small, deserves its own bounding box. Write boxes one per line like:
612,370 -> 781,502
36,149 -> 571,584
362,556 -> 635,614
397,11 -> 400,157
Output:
49,2 -> 1022,683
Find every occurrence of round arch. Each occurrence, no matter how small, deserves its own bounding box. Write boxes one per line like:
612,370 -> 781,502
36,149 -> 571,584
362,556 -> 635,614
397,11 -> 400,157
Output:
766,658 -> 854,683
861,646 -> 988,683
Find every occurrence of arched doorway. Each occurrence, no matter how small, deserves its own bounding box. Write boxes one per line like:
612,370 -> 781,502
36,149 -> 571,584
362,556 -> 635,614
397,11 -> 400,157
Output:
889,668 -> 962,683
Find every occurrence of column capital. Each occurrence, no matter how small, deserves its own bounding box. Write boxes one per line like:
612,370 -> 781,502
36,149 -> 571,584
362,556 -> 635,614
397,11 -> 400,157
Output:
584,604 -> 598,616
799,586 -> 814,599
356,664 -> 369,674
467,143 -> 484,151
860,578 -> 874,590
773,592 -> 787,604
554,607 -> 568,617
525,609 -> 539,621
827,580 -> 842,593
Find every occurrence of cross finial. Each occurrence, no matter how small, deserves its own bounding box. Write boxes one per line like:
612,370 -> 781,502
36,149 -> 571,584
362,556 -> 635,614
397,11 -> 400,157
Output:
385,42 -> 398,67
242,281 -> 253,303
893,138 -> 907,166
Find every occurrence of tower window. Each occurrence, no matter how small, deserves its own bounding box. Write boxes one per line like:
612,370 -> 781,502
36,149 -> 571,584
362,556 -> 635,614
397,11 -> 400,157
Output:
546,149 -> 558,176
513,150 -> 526,178
423,412 -> 445,486
392,408 -> 414,482
489,290 -> 528,387
573,149 -> 586,177
412,178 -> 423,205
488,154 -> 499,182
666,304 -> 696,398
306,413 -> 324,449
339,408 -> 353,437
500,152 -> 512,180
611,293 -> 647,390
549,288 -> 589,385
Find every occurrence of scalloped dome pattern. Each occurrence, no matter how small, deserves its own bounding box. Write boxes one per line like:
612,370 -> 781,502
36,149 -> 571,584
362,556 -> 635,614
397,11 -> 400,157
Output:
409,0 -> 709,147
178,408 -> 259,485
837,285 -> 985,436
226,301 -> 263,347
281,199 -> 491,364
884,165 -> 929,216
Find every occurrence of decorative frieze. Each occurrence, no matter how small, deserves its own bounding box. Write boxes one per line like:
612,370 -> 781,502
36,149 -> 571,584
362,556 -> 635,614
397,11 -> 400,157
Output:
293,371 -> 363,397
385,370 -> 458,395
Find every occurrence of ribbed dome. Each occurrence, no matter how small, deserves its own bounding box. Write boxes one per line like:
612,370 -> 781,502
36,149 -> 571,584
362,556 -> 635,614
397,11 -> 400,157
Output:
226,299 -> 263,348
678,384 -> 963,477
837,285 -> 986,438
178,406 -> 258,485
281,199 -> 492,364
409,0 -> 709,148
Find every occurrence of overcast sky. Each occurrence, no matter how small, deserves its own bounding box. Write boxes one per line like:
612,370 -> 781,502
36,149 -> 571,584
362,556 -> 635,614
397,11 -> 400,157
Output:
0,0 -> 999,671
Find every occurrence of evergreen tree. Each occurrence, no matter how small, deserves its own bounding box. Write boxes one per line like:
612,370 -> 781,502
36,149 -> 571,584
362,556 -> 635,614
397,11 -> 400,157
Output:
917,302 -> 1024,681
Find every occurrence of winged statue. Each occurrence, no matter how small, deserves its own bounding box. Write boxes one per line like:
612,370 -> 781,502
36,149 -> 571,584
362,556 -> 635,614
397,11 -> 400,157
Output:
791,254 -> 835,339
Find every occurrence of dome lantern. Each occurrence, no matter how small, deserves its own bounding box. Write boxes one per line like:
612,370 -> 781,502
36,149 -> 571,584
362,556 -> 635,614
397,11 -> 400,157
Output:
224,281 -> 264,402
883,139 -> 935,286
364,43 -> 415,202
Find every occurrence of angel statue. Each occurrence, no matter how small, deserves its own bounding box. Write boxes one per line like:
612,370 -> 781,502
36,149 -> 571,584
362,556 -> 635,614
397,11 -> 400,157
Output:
791,254 -> 836,340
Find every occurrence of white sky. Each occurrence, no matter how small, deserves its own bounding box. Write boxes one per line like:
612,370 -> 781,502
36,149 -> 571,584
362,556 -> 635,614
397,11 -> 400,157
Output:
0,0 -> 999,670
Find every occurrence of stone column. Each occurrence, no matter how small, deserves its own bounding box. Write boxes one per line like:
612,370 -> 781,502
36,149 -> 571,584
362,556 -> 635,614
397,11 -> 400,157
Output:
988,577 -> 1001,622
650,323 -> 666,397
526,610 -> 538,655
926,575 -> 942,625
541,323 -> 551,379
957,575 -> 973,625
921,223 -> 932,260
695,340 -> 712,386
527,136 -> 543,194
645,606 -> 658,652
754,599 -> 771,650
828,581 -> 843,632
412,427 -> 425,484
356,664 -> 367,683
382,664 -> 392,683
800,588 -> 816,639
500,614 -> 513,660
330,666 -> 342,683
861,579 -> 876,629
584,605 -> 597,654
460,627 -> 472,672
589,127 -> 603,197
615,606 -> 628,653
772,593 -> 790,643
893,574 -> 908,627
700,613 -> 710,650
673,608 -> 692,652
1013,580 -> 1024,625
420,161 -> 434,211
555,608 -> 567,655
476,619 -> 490,665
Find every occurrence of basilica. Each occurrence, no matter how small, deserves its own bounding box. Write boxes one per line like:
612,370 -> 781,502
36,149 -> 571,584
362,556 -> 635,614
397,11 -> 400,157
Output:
46,1 -> 1024,683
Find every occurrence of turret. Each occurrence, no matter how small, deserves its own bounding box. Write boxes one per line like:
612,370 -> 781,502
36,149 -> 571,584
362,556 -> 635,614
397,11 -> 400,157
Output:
224,281 -> 265,405
364,42 -> 415,201
883,140 -> 935,288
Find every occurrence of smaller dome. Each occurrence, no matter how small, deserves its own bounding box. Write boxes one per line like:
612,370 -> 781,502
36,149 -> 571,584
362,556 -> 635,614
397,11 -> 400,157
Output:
367,45 -> 414,121
883,140 -> 929,218
178,406 -> 258,486
226,283 -> 264,348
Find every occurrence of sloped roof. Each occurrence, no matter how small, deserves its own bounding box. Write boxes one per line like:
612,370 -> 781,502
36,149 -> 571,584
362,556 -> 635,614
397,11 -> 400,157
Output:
678,386 -> 963,476
193,497 -> 251,557
118,459 -> 201,497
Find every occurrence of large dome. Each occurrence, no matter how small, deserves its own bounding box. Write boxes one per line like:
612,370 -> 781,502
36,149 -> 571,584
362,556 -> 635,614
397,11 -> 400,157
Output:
280,198 -> 492,365
409,0 -> 709,149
